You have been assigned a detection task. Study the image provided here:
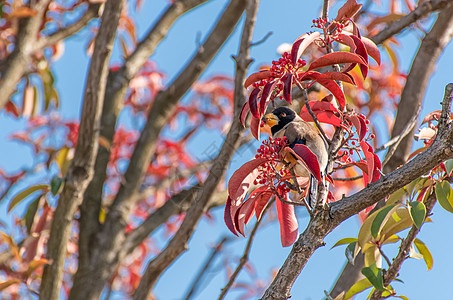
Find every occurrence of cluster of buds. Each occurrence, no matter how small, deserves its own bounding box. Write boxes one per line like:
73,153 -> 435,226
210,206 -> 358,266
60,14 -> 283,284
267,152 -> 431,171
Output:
312,17 -> 328,29
253,137 -> 291,185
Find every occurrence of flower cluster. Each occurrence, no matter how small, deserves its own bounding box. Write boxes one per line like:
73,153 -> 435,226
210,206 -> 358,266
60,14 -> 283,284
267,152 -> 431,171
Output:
253,137 -> 290,186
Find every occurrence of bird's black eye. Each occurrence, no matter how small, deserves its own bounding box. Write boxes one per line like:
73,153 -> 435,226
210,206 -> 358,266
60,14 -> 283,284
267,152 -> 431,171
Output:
280,112 -> 286,117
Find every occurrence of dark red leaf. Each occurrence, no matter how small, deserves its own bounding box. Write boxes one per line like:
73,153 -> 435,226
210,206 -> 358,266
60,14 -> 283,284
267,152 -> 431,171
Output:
224,196 -> 238,236
228,158 -> 268,199
318,71 -> 356,86
259,79 -> 278,116
244,70 -> 273,89
346,115 -> 367,141
255,189 -> 273,220
335,33 -> 357,52
335,0 -> 362,21
360,141 -> 381,183
240,102 -> 250,127
349,35 -> 368,79
235,186 -> 271,236
317,79 -> 346,109
282,72 -> 293,103
291,32 -> 321,65
308,52 -> 366,71
251,116 -> 261,140
249,87 -> 260,119
5,101 -> 20,117
300,111 -> 343,128
286,145 -> 322,181
276,196 -> 298,247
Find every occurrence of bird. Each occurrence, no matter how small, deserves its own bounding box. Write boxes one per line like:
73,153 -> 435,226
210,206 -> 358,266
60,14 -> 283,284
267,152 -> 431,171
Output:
262,106 -> 328,208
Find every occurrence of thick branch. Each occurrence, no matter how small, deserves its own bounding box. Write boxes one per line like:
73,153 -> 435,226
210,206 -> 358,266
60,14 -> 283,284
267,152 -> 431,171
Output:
39,0 -> 126,299
370,0 -> 453,45
370,192 -> 437,300
262,83 -> 453,299
0,0 -> 52,108
76,0 -> 209,283
330,7 -> 453,296
35,3 -> 101,51
132,1 -> 256,298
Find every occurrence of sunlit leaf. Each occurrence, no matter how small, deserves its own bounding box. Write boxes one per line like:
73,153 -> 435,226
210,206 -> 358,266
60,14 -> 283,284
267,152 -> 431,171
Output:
0,279 -> 21,291
414,238 -> 433,270
244,70 -> 273,89
409,201 -> 426,228
276,198 -> 298,247
24,193 -> 43,234
344,277 -> 372,299
435,181 -> 453,214
308,52 -> 366,71
331,237 -> 358,249
371,204 -> 398,239
291,31 -> 321,65
8,185 -> 49,213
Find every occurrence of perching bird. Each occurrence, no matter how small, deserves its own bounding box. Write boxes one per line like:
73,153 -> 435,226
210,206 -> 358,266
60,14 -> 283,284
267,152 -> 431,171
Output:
262,106 -> 328,208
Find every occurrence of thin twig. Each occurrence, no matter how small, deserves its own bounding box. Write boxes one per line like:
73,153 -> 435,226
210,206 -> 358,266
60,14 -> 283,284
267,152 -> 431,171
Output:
332,175 -> 363,181
377,246 -> 392,267
218,200 -> 274,300
382,105 -> 421,167
185,237 -> 231,300
322,0 -> 329,20
251,31 -> 273,46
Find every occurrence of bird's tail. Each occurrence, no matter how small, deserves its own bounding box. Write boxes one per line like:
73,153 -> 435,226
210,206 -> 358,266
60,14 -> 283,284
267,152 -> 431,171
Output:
307,174 -> 318,209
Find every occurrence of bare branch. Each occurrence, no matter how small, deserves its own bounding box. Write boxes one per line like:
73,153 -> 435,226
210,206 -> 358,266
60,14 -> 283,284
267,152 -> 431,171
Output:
184,236 -> 231,300
322,0 -> 329,20
371,0 -> 453,45
218,200 -> 273,300
39,0 -> 126,299
0,0 -> 52,109
370,192 -> 437,300
34,3 -> 101,51
131,1 -> 255,298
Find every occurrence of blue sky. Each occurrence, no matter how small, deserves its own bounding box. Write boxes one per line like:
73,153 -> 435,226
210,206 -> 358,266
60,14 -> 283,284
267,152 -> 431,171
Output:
1,0 -> 453,299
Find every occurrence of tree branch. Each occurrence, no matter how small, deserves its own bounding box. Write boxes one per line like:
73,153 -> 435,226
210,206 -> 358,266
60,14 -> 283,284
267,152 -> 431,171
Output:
370,0 -> 453,45
261,83 -> 453,299
132,0 -> 256,298
34,3 -> 101,51
369,192 -> 437,300
75,0 -> 209,287
330,7 -> 453,296
0,0 -> 52,109
39,0 -> 126,299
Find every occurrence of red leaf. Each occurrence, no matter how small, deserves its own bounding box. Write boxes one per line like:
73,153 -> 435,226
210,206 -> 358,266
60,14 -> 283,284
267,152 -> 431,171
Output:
235,186 -> 271,236
335,0 -> 362,21
340,31 -> 381,65
248,87 -> 260,118
349,35 -> 368,79
308,52 -> 366,71
255,190 -> 274,220
240,102 -> 250,127
244,70 -> 273,89
276,197 -> 298,247
335,33 -> 357,52
282,72 -> 293,103
299,71 -> 346,109
228,158 -> 268,199
360,141 -> 381,183
5,101 -> 20,117
224,197 -> 238,236
251,116 -> 261,140
291,32 -> 321,65
286,145 -> 322,181
346,115 -> 367,141
259,79 -> 278,116
318,71 -> 356,86
300,111 -> 343,128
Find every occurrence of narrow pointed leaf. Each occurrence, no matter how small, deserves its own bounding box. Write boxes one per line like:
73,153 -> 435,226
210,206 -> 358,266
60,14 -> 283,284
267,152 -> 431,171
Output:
331,237 -> 358,249
276,199 -> 298,247
8,185 -> 49,213
350,35 -> 369,79
250,116 -> 261,140
344,277 -> 373,299
361,264 -> 385,292
282,72 -> 293,103
240,102 -> 250,127
244,70 -> 273,88
345,241 -> 358,264
291,32 -> 321,65
308,52 -> 366,71
288,145 -> 322,181
414,238 -> 433,270
224,196 -> 238,236
371,204 -> 397,239
248,87 -> 260,118
259,79 -> 278,115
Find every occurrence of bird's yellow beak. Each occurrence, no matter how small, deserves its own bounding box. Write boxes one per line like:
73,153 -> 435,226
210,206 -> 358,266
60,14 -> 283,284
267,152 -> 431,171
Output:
262,113 -> 279,127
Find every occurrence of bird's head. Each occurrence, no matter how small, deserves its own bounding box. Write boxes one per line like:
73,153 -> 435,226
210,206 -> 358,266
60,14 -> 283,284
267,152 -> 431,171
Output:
262,107 -> 297,136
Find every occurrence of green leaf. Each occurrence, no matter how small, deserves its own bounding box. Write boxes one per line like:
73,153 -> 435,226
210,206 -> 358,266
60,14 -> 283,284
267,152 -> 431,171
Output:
371,204 -> 396,239
394,295 -> 410,300
50,176 -> 64,196
445,159 -> 453,176
345,241 -> 357,265
414,238 -> 433,270
361,263 -> 385,292
380,208 -> 413,242
435,181 -> 453,213
409,201 -> 426,228
331,237 -> 357,249
24,193 -> 43,234
387,187 -> 407,205
8,185 -> 49,213
344,277 -> 373,299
